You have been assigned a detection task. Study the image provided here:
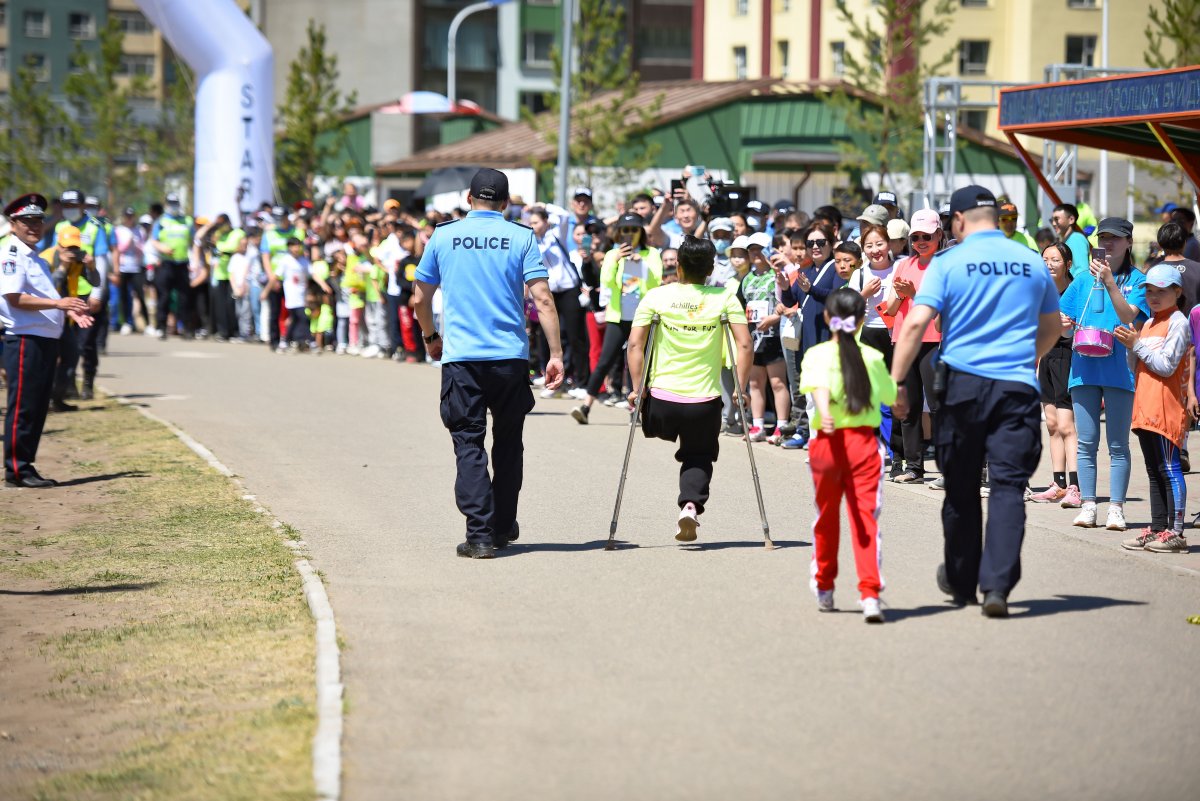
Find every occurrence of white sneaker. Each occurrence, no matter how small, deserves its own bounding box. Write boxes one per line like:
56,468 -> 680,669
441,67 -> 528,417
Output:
346,345 -> 361,355
144,326 -> 159,337
859,596 -> 884,623
675,502 -> 699,542
335,344 -> 347,354
360,344 -> 381,359
816,589 -> 835,612
567,387 -> 589,401
539,387 -> 562,399
119,323 -> 132,335
1105,505 -> 1127,531
1073,506 -> 1098,528
532,375 -> 546,387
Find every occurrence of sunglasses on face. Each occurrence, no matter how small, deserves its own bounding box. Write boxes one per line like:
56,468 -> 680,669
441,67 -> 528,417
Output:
618,228 -> 640,234
806,239 -> 828,248
909,232 -> 936,242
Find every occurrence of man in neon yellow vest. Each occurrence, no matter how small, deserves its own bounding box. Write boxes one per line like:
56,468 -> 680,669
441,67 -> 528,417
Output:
149,192 -> 194,340
53,190 -> 109,399
260,205 -> 302,350
211,215 -> 245,341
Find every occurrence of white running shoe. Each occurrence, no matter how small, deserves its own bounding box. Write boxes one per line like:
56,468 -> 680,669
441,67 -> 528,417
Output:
1105,505 -> 1127,531
816,589 -> 835,613
859,596 -> 885,623
119,323 -> 132,335
532,375 -> 546,387
566,387 -> 589,401
360,344 -> 381,359
1073,506 -> 1098,528
143,326 -> 159,337
539,387 -> 562,399
675,502 -> 699,542
336,343 -> 347,354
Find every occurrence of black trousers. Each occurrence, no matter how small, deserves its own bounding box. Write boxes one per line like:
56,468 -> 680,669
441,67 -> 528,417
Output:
900,341 -> 939,476
79,306 -> 103,380
285,308 -> 310,345
643,397 -> 723,514
385,294 -> 403,355
935,370 -> 1041,597
440,359 -> 535,545
155,260 -> 191,332
541,288 -> 590,385
54,321 -> 83,395
4,334 -> 59,480
213,279 -> 236,338
860,327 -> 903,464
266,289 -> 284,348
586,320 -> 632,398
119,272 -> 149,328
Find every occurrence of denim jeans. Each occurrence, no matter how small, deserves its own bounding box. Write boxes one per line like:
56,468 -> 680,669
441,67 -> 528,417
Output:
1071,384 -> 1135,503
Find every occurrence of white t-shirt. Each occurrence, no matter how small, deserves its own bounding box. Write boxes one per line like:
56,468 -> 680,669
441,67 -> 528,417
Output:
378,234 -> 409,297
849,261 -> 896,329
228,252 -> 251,298
275,253 -> 311,309
538,229 -> 579,292
115,225 -> 145,274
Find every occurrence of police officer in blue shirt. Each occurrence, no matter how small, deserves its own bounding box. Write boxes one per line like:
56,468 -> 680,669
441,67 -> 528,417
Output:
0,194 -> 93,488
891,186 -> 1063,617
413,169 -> 564,559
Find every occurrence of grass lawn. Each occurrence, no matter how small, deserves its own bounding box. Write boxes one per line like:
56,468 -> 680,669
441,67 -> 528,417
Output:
0,398 -> 316,800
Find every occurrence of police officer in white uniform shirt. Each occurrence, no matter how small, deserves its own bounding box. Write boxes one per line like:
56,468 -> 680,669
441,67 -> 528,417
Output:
0,194 -> 93,488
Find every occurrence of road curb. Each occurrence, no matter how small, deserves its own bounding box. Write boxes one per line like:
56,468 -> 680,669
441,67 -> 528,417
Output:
107,391 -> 343,801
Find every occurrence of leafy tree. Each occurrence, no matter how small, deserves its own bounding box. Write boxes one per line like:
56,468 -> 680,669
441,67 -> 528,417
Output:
524,0 -> 662,202
275,20 -> 357,204
62,15 -> 154,208
0,65 -> 68,197
821,0 -> 957,191
138,59 -> 196,207
1133,0 -> 1200,213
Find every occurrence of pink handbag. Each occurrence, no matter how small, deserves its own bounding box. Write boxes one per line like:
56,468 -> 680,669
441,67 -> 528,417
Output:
1072,283 -> 1114,357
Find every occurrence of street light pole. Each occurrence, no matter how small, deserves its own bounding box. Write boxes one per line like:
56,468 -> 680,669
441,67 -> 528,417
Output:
447,0 -> 513,106
555,0 -> 574,208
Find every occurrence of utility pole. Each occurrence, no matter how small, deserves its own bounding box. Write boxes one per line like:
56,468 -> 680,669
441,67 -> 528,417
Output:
555,0 -> 575,208
447,0 -> 513,106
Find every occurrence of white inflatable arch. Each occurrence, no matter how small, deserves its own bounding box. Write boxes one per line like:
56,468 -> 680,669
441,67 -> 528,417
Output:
136,0 -> 274,219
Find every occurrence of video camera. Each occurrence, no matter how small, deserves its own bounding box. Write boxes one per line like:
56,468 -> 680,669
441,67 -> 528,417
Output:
704,179 -> 755,218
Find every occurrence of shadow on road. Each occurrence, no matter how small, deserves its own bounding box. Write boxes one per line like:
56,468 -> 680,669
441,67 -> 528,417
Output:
883,604 -> 967,623
509,540 -> 621,553
0,581 -> 161,596
1008,594 -> 1146,618
55,471 -> 149,487
680,540 -> 809,550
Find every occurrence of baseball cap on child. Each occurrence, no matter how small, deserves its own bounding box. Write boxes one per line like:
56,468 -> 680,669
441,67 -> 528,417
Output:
1144,263 -> 1183,289
730,235 -> 751,252
747,232 -> 772,249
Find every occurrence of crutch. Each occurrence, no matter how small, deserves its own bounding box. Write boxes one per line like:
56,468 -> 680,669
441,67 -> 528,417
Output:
606,313 -> 660,551
721,312 -> 774,549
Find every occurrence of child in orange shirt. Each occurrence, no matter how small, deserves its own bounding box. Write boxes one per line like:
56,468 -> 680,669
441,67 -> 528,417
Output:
1115,265 -> 1193,554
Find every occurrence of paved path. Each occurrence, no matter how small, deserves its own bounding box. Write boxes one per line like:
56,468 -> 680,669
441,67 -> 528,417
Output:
97,337 -> 1200,801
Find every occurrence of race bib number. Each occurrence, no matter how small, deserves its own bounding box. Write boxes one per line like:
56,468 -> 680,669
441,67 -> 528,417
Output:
747,300 -> 768,324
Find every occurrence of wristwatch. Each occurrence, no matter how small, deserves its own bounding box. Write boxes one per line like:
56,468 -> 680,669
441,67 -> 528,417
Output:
423,331 -> 441,344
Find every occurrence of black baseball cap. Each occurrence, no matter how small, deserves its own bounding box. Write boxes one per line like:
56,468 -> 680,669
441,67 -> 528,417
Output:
61,189 -> 83,205
165,192 -> 181,205
469,168 -> 509,203
1095,217 -> 1133,238
616,212 -> 644,230
874,191 -> 898,206
948,185 -> 997,215
744,199 -> 767,215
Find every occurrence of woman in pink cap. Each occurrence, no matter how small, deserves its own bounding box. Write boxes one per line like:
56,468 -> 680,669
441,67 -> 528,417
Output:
882,208 -> 944,483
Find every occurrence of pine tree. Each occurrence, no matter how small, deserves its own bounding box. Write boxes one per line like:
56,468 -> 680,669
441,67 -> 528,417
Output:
275,20 -> 357,204
821,0 -> 957,192
0,66 -> 67,197
62,15 -> 153,208
524,0 -> 662,201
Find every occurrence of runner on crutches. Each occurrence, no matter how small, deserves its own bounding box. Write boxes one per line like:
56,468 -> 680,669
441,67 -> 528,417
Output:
606,236 -> 770,549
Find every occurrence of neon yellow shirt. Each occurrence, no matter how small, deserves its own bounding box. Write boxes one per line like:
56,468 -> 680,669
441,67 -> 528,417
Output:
799,339 -> 897,430
633,282 -> 746,399
344,253 -> 366,309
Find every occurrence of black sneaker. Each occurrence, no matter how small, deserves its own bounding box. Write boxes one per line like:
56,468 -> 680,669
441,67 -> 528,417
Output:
456,541 -> 496,559
494,522 -> 520,549
981,590 -> 1009,618
570,405 -> 589,425
51,398 -> 77,413
937,563 -> 977,606
723,421 -> 744,437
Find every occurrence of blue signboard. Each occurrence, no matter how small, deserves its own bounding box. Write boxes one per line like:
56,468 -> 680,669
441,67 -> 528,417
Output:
999,68 -> 1200,129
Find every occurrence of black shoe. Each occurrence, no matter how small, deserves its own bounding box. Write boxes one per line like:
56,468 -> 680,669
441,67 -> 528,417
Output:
80,382 -> 94,401
51,398 -> 77,413
64,384 -> 80,400
937,563 -> 977,606
1182,452 -> 1191,473
456,541 -> 496,559
981,590 -> 1009,618
723,421 -> 744,437
494,522 -> 520,549
5,474 -> 55,489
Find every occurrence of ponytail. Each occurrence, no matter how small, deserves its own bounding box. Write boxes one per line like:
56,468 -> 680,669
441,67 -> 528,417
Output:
825,288 -> 872,415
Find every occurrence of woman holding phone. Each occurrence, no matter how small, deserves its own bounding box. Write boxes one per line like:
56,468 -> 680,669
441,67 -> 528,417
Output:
1058,217 -> 1150,531
571,213 -> 663,424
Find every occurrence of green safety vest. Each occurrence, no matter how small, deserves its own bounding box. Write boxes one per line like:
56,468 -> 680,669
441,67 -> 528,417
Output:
263,226 -> 300,256
157,214 -> 193,262
215,228 -> 245,281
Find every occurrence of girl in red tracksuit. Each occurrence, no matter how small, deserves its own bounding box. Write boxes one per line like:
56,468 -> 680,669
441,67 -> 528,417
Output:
799,287 -> 898,623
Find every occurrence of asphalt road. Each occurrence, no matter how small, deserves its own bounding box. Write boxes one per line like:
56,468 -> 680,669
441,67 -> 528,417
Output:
96,336 -> 1200,801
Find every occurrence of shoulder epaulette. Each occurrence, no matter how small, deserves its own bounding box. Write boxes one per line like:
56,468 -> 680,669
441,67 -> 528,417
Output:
509,220 -> 533,231
435,219 -> 460,228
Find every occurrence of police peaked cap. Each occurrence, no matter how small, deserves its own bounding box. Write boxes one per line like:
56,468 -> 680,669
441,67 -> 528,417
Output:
6,193 -> 48,219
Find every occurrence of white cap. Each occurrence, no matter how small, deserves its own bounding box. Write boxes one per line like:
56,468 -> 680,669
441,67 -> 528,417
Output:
747,232 -> 772,249
730,235 -> 751,252
708,217 -> 734,233
138,214 -> 154,226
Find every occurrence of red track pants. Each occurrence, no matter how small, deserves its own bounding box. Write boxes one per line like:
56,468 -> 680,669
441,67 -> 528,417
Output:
808,427 -> 886,599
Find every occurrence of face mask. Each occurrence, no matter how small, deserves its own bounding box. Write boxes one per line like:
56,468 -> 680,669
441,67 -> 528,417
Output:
166,203 -> 182,217
64,208 -> 84,223
713,239 -> 730,255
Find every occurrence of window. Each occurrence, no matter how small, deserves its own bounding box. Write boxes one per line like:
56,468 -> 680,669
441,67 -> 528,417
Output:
962,110 -> 988,131
831,41 -> 845,76
1067,0 -> 1098,7
523,31 -> 553,68
637,26 -> 691,65
520,91 -> 550,115
778,40 -> 790,78
960,0 -> 988,6
25,53 -> 49,83
0,49 -> 7,72
118,53 -> 156,77
1065,34 -> 1097,66
24,9 -> 49,38
733,46 -> 747,80
735,0 -> 748,15
0,4 -> 7,27
69,12 -> 96,39
113,10 -> 153,34
958,40 -> 989,75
